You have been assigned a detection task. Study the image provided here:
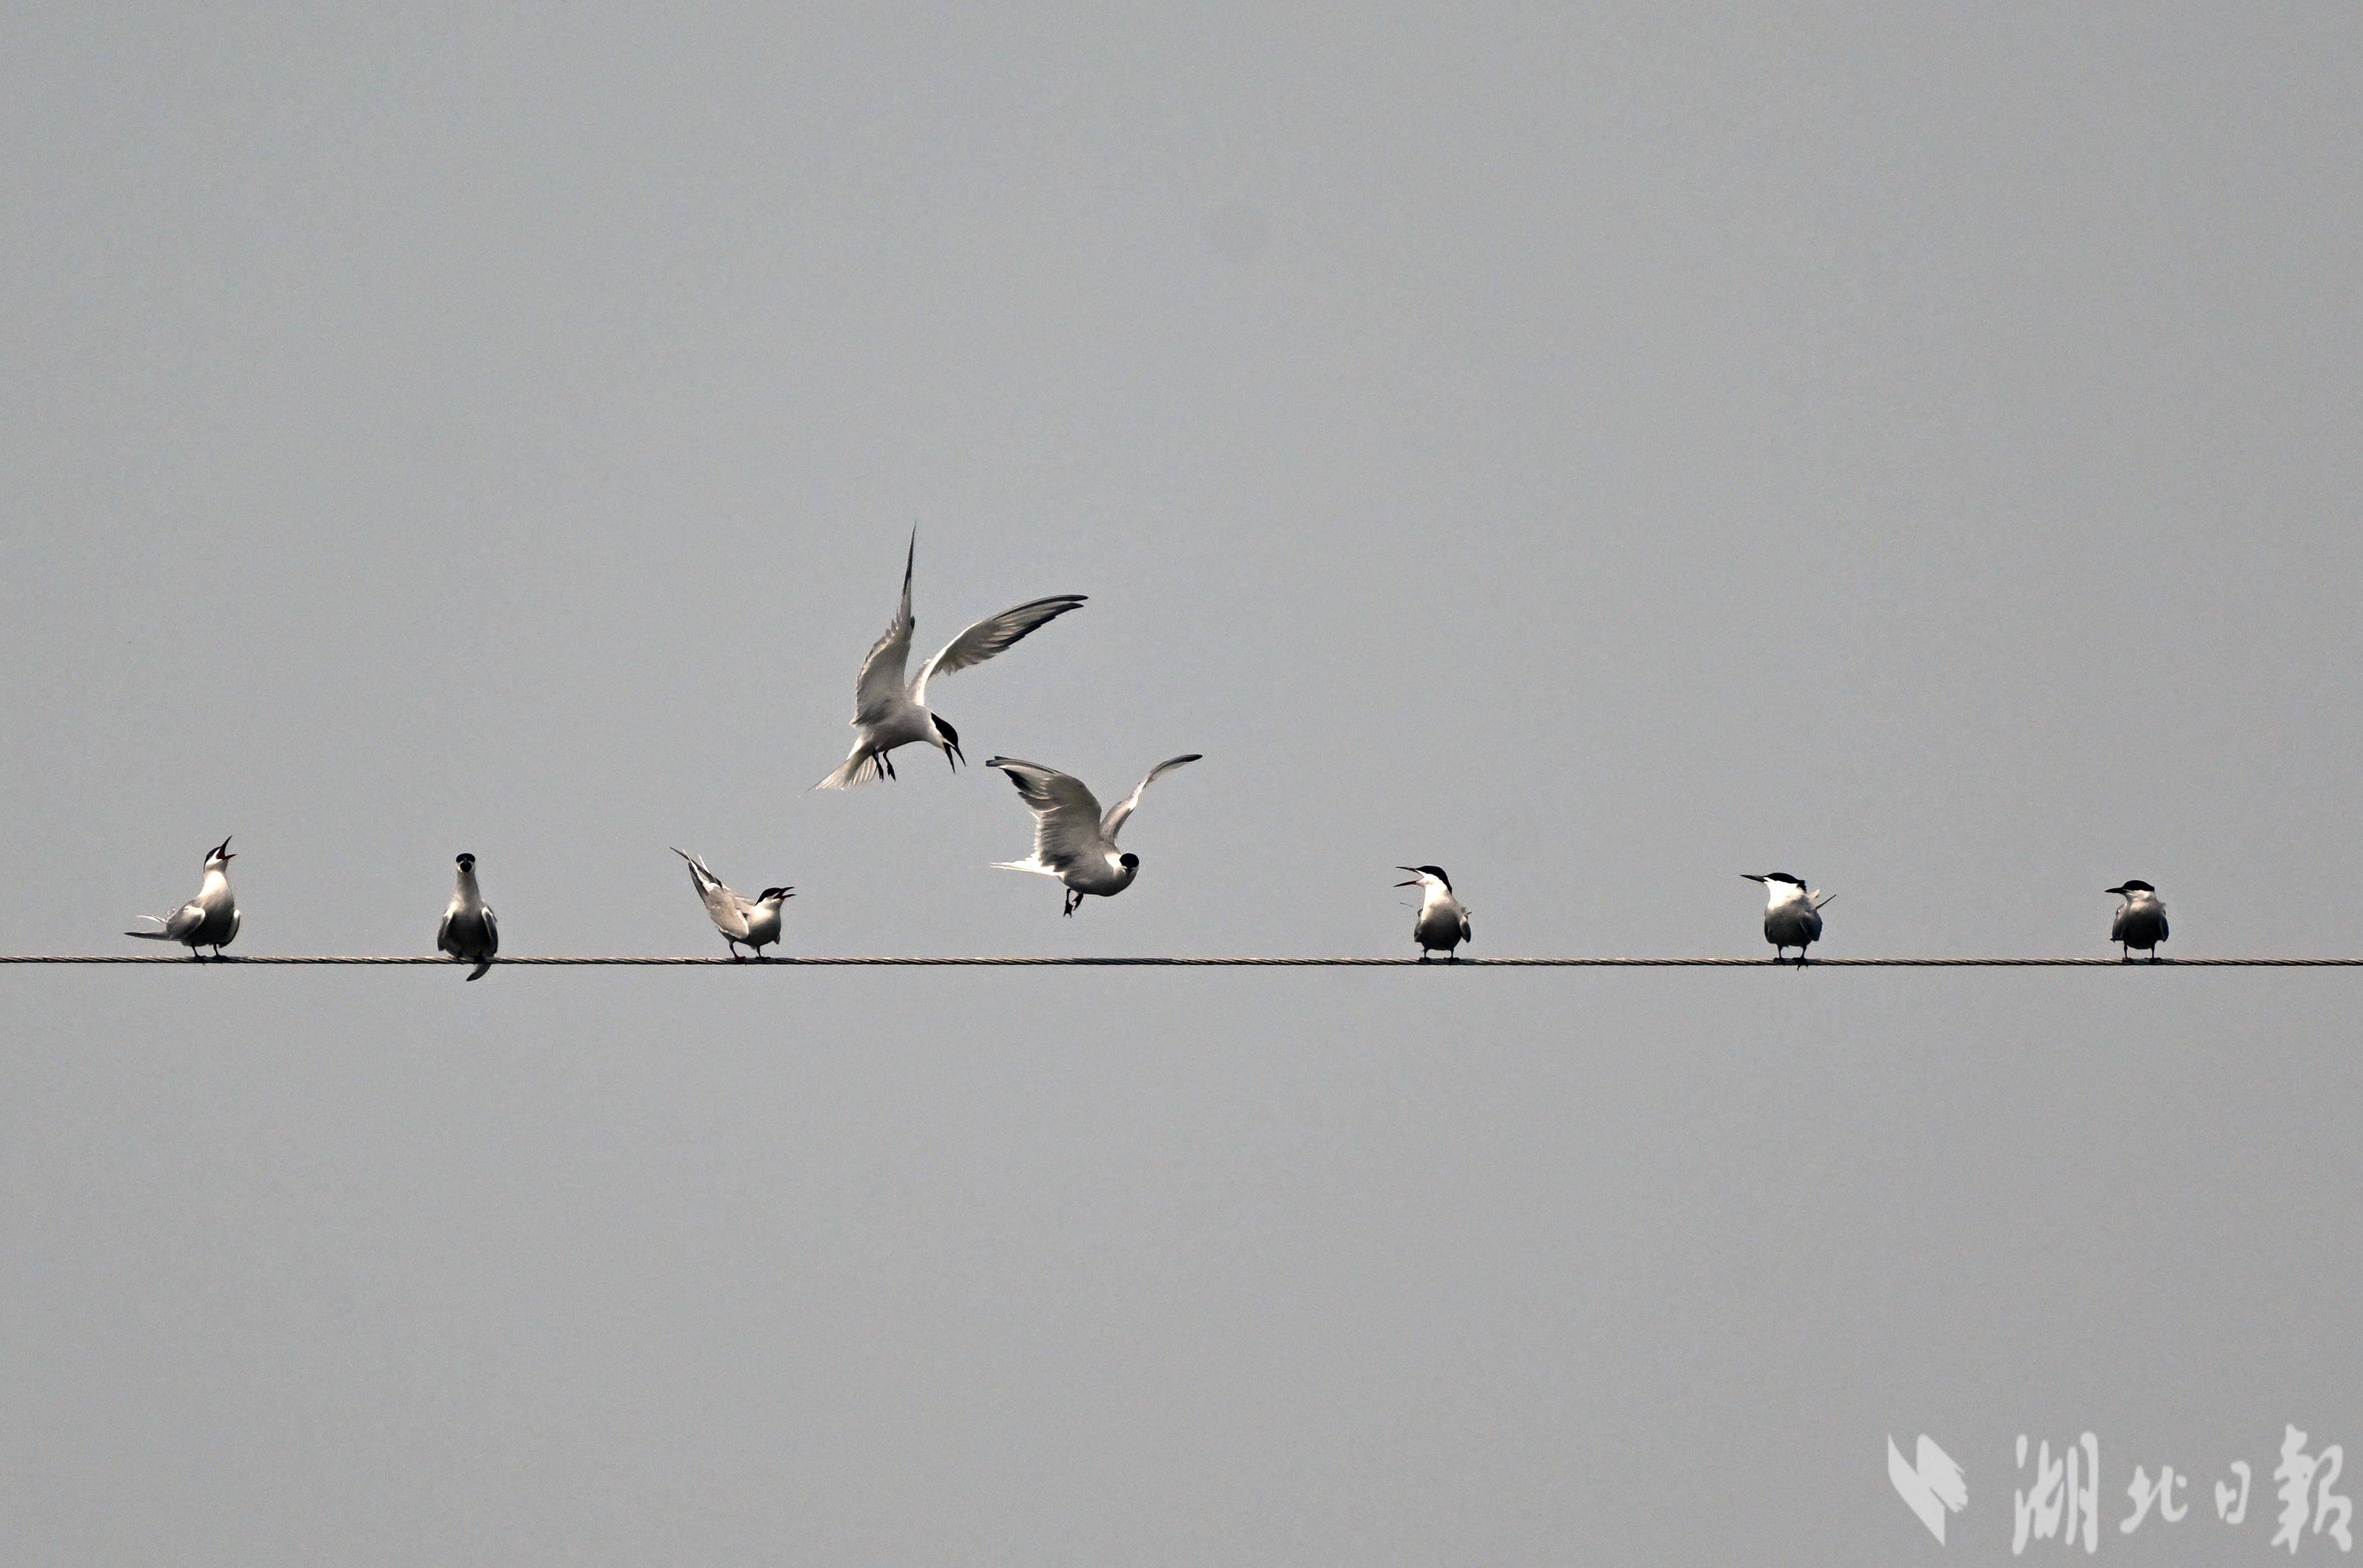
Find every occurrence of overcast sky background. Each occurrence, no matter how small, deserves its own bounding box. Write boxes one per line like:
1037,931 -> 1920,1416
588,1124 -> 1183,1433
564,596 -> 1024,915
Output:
5,3 -> 2360,1561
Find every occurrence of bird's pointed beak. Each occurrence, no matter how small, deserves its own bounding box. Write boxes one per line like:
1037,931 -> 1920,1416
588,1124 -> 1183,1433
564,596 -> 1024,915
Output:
1394,880 -> 1419,888
1740,873 -> 1765,883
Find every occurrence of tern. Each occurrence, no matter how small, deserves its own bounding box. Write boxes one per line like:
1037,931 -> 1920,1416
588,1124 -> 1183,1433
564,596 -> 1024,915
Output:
2106,880 -> 2169,962
674,848 -> 793,960
436,852 -> 499,981
1395,866 -> 1471,961
126,837 -> 242,959
985,753 -> 1202,914
1742,872 -> 1831,966
815,530 -> 1086,789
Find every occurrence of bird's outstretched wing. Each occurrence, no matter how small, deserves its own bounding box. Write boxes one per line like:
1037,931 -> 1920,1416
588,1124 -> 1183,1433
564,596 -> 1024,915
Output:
911,594 -> 1086,707
985,757 -> 1106,873
675,849 -> 750,939
436,907 -> 455,956
853,529 -> 918,723
1102,753 -> 1202,841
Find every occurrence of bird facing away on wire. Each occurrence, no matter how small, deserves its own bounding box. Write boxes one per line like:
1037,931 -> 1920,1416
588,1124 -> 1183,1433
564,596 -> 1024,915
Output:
815,529 -> 1086,789
2107,880 -> 2169,962
674,848 -> 792,960
1742,872 -> 1831,966
126,837 -> 242,959
436,852 -> 499,981
985,753 -> 1202,915
1395,866 -> 1471,961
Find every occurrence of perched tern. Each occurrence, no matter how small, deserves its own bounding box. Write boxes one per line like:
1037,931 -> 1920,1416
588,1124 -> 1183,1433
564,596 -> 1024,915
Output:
1742,872 -> 1830,966
674,848 -> 793,960
436,852 -> 500,981
126,837 -> 241,959
985,753 -> 1202,915
1395,866 -> 1471,961
815,530 -> 1085,789
2106,880 -> 2169,962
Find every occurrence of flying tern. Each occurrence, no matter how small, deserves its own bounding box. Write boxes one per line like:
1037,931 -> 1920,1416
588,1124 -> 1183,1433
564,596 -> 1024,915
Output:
2106,880 -> 2169,962
674,848 -> 792,960
985,753 -> 1202,914
1742,872 -> 1830,966
1395,866 -> 1471,961
126,837 -> 242,958
436,852 -> 500,981
815,531 -> 1085,789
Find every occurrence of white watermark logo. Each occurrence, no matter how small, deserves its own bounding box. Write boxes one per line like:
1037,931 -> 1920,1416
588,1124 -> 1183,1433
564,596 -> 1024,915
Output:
1884,1425 -> 2353,1554
1891,1433 -> 1969,1543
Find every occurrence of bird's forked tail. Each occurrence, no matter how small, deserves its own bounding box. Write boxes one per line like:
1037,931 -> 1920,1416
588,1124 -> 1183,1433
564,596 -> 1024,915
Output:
813,748 -> 888,791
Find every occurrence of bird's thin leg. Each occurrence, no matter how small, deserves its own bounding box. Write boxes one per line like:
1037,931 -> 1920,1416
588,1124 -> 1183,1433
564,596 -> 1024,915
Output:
1418,952 -> 1430,964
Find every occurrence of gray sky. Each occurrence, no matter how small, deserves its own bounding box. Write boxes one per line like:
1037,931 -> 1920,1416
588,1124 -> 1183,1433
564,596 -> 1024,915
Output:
4,3 -> 2360,1560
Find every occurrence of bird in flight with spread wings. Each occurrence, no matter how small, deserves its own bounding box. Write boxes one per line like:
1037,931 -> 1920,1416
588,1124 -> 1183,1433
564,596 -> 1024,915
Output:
985,753 -> 1202,915
815,530 -> 1085,790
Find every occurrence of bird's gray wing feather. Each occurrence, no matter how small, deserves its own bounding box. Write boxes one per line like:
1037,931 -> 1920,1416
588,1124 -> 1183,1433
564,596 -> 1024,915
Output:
853,531 -> 918,723
985,757 -> 1106,871
1101,753 -> 1202,840
912,595 -> 1086,705
675,850 -> 748,938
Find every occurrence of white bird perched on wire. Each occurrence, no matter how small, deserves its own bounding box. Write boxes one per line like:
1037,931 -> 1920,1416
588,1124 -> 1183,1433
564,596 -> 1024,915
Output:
1394,865 -> 1471,961
1742,872 -> 1831,966
2106,880 -> 2169,962
126,837 -> 241,959
436,852 -> 499,981
985,753 -> 1202,915
815,530 -> 1086,789
674,848 -> 793,960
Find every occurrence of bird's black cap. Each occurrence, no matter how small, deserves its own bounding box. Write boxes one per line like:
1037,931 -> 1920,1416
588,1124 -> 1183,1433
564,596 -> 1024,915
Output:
1762,872 -> 1805,886
2116,880 -> 2154,893
456,852 -> 476,868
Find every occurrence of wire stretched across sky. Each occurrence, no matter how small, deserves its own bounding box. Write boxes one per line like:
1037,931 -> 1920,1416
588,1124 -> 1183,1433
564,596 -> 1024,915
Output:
7,955 -> 2362,968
